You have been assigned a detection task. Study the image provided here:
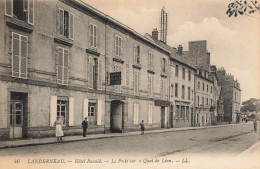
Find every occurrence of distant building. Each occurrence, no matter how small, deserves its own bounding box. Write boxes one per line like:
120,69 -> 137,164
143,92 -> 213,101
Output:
183,41 -> 214,126
216,68 -> 241,123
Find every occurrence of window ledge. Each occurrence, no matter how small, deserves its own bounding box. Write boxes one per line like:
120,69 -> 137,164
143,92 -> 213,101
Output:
86,48 -> 100,56
5,17 -> 33,33
147,69 -> 155,74
132,63 -> 142,70
113,57 -> 124,64
54,37 -> 73,47
161,73 -> 167,78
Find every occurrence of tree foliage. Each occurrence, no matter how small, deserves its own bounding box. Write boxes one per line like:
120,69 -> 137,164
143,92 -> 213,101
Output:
240,98 -> 259,112
226,0 -> 260,17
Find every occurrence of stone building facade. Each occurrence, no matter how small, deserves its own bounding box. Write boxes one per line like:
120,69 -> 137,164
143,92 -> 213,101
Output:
145,30 -> 196,128
216,68 -> 241,123
0,0 -> 171,140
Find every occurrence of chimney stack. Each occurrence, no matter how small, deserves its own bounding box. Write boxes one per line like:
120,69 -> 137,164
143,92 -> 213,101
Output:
178,45 -> 183,55
152,28 -> 158,41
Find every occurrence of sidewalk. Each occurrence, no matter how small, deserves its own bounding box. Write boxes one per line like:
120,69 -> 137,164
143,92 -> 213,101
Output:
0,123 -> 242,149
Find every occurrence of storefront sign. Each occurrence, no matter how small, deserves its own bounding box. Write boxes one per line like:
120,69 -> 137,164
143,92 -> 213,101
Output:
110,72 -> 121,85
155,100 -> 171,107
109,95 -> 126,100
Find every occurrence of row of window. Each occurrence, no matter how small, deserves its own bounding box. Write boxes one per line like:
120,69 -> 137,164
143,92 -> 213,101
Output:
197,96 -> 213,107
171,83 -> 193,100
133,103 -> 154,124
175,65 -> 192,81
175,105 -> 191,119
197,81 -> 213,93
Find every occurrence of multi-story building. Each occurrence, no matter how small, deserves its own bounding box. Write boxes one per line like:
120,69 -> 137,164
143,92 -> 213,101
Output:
0,0 -> 171,140
216,67 -> 241,123
145,29 -> 196,128
184,41 -> 214,126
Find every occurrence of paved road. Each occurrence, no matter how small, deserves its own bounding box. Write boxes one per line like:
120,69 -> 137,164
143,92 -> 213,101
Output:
0,122 -> 259,158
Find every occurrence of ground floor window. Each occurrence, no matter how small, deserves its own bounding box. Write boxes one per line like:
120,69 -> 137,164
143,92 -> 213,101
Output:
134,103 -> 139,124
186,106 -> 189,119
148,104 -> 153,124
57,99 -> 68,126
88,102 -> 97,125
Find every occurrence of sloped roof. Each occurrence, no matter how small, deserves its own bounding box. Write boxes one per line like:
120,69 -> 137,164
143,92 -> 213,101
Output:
145,34 -> 195,70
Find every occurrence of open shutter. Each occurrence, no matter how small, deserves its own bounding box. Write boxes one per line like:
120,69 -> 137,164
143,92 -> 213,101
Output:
69,97 -> 74,126
69,13 -> 74,40
57,48 -> 63,84
88,56 -> 94,89
133,45 -> 136,63
97,99 -> 103,125
50,96 -> 57,127
5,0 -> 13,17
94,25 -> 97,48
12,33 -> 20,77
119,37 -> 122,56
20,36 -> 28,78
28,0 -> 34,25
63,49 -> 69,85
83,98 -> 89,120
98,59 -> 103,90
114,35 -> 117,55
59,9 -> 64,36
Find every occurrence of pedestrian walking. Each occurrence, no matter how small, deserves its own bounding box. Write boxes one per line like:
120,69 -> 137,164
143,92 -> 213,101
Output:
54,117 -> 64,141
253,120 -> 257,132
140,120 -> 145,135
82,117 -> 88,137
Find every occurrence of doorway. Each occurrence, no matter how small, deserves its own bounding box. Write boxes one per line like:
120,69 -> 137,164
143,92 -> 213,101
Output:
169,105 -> 173,128
161,107 -> 165,128
110,100 -> 124,133
10,92 -> 28,139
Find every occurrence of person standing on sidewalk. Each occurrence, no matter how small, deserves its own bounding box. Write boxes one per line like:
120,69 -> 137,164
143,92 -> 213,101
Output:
54,117 -> 64,141
140,120 -> 145,135
82,117 -> 88,137
253,120 -> 257,132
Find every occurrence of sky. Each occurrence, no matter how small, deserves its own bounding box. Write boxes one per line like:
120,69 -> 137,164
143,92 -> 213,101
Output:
83,0 -> 260,102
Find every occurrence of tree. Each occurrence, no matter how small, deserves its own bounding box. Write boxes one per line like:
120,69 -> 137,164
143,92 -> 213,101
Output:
240,98 -> 256,112
226,0 -> 260,17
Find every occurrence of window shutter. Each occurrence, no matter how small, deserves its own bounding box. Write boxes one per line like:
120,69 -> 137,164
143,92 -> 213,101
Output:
114,35 -> 117,54
133,46 -> 136,63
89,24 -> 92,46
5,0 -> 13,16
69,97 -> 74,126
97,99 -> 103,125
88,56 -> 94,89
20,36 -> 28,78
12,33 -> 20,77
98,59 -> 103,90
57,48 -> 63,84
69,13 -> 74,40
59,9 -> 64,36
63,49 -> 69,85
119,37 -> 122,56
50,96 -> 57,127
28,0 -> 34,25
83,98 -> 89,120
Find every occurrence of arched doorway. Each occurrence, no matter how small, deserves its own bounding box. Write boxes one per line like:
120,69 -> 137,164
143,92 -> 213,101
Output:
110,100 -> 124,133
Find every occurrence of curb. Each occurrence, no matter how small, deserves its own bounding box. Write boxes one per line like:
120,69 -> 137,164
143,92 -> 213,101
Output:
0,123 -> 246,150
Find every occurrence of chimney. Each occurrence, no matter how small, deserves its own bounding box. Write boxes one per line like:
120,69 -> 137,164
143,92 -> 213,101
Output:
178,45 -> 183,55
152,28 -> 158,41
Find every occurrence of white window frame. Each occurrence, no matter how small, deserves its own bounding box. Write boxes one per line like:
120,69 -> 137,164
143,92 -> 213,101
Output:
148,51 -> 153,69
115,35 -> 122,57
28,0 -> 34,25
90,23 -> 97,48
133,70 -> 140,95
57,47 -> 69,85
5,0 -> 13,17
114,63 -> 122,93
133,45 -> 140,64
12,32 -> 28,79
